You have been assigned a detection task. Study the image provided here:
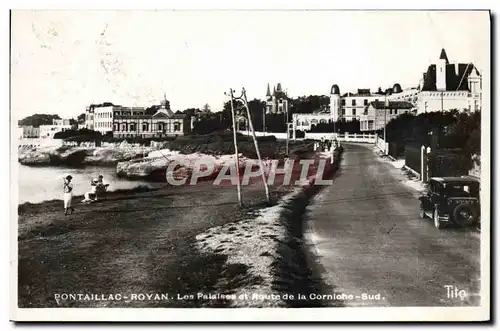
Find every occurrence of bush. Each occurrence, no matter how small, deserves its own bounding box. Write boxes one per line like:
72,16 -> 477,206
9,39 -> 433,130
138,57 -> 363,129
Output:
404,145 -> 422,175
53,129 -> 101,141
295,130 -> 305,138
428,149 -> 472,177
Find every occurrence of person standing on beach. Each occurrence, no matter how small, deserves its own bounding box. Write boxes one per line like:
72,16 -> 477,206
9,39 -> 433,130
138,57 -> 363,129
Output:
63,175 -> 75,215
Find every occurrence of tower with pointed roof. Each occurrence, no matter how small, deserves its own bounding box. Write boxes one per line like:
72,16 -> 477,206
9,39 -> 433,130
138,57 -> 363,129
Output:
436,48 -> 449,91
265,83 -> 288,114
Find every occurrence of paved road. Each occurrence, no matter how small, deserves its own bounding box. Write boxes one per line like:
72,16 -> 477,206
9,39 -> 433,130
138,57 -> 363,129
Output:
306,143 -> 481,307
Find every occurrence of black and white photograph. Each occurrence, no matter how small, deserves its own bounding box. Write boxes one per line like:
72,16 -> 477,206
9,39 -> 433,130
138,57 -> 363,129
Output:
9,8 -> 491,322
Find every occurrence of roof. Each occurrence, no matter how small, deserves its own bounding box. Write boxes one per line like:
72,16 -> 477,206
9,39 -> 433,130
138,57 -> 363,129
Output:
421,62 -> 480,92
430,177 -> 479,184
266,83 -> 271,97
369,100 -> 414,110
330,84 -> 340,95
439,48 -> 449,64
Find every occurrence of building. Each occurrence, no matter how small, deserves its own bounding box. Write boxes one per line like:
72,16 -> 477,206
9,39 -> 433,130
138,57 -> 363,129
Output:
113,108 -> 190,139
359,100 -> 414,131
85,98 -> 192,138
329,84 -> 418,122
18,125 -> 40,138
292,112 -> 332,132
266,83 -> 289,114
39,119 -> 72,138
85,106 -> 95,130
417,49 -> 482,114
53,119 -> 71,126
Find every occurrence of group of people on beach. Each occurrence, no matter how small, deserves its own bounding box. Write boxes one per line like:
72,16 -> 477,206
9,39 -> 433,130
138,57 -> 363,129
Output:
62,175 -> 109,215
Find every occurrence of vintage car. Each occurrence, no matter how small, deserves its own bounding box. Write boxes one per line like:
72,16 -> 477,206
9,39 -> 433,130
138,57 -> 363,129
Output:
419,177 -> 480,229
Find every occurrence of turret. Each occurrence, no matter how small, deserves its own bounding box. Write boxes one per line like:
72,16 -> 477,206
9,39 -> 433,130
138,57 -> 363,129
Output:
330,84 -> 341,121
436,48 -> 448,91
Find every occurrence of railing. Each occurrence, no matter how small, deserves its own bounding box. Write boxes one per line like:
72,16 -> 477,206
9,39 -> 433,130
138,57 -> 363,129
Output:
375,135 -> 389,153
237,131 -> 288,140
305,132 -> 376,143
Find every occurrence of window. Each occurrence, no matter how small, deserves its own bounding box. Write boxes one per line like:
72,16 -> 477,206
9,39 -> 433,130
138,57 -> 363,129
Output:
142,123 -> 149,131
364,99 -> 368,106
174,122 -> 181,131
353,109 -> 356,116
342,109 -> 346,115
368,120 -> 374,130
113,123 -> 118,131
121,123 -> 127,131
352,99 -> 356,106
394,110 -> 398,115
341,99 -> 346,106
130,123 -> 136,131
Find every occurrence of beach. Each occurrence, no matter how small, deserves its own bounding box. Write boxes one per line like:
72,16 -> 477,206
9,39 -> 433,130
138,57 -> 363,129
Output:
17,179 -> 293,308
17,148 -> 341,308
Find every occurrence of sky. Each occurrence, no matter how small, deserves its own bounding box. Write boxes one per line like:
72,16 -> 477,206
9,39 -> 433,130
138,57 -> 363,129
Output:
10,10 -> 490,120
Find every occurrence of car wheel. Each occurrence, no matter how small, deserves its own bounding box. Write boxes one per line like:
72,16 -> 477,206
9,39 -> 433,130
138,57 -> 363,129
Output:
419,203 -> 426,219
433,208 -> 442,229
452,204 -> 478,227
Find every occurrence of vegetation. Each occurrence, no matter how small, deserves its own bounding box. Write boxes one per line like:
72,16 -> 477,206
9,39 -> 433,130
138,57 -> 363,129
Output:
53,128 -> 102,141
384,110 -> 480,156
309,119 -> 362,133
384,110 -> 481,176
18,114 -> 61,127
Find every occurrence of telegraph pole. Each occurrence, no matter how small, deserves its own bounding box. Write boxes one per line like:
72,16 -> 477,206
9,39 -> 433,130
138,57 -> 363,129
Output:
384,96 -> 387,142
262,108 -> 266,135
286,123 -> 290,156
227,89 -> 243,207
241,88 -> 271,204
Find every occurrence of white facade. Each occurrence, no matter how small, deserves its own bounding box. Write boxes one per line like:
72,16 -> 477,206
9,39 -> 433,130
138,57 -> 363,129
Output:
93,105 -> 115,134
18,125 -> 40,138
39,124 -> 72,138
88,105 -> 149,134
417,91 -> 480,114
293,113 -> 331,131
359,101 -> 414,132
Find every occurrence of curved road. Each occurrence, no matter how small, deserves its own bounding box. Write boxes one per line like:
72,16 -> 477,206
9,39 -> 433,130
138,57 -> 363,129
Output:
306,143 -> 481,307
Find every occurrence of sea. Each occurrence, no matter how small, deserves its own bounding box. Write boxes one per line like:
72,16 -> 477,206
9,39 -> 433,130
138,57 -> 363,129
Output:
17,164 -> 158,204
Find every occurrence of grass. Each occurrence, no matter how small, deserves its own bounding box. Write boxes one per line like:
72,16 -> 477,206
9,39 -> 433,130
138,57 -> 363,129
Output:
17,181 -> 292,308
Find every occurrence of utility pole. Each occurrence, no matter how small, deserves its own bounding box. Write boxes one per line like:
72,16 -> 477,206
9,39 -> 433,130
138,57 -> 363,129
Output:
227,89 -> 243,207
286,123 -> 290,156
241,88 -> 271,204
384,96 -> 387,142
262,108 -> 266,135
441,90 -> 444,112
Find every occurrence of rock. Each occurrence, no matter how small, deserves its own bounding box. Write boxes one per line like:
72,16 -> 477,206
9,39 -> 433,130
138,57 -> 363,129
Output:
18,145 -> 153,166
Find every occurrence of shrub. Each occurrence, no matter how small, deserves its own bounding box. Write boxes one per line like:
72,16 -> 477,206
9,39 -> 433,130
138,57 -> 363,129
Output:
428,149 -> 472,177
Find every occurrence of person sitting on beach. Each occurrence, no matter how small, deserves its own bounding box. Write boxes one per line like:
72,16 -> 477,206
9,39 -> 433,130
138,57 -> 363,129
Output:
95,175 -> 109,200
63,175 -> 75,215
82,178 -> 98,203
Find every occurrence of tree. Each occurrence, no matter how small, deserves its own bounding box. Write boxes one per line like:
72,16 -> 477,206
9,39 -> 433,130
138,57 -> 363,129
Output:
202,103 -> 211,113
289,95 -> 330,115
222,99 -> 244,129
18,114 -> 61,127
77,113 -> 86,123
183,108 -> 200,117
247,98 -> 266,131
